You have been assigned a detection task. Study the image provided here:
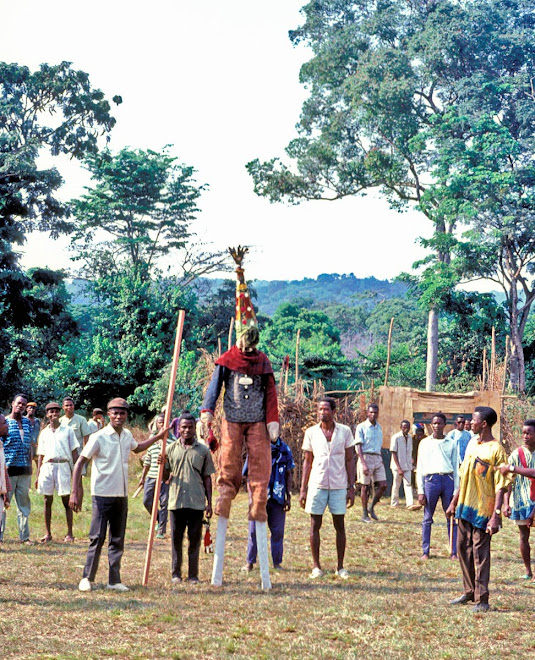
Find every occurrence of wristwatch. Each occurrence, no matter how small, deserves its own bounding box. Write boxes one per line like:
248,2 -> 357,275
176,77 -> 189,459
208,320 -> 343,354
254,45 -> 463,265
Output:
495,509 -> 502,516
509,464 -> 515,473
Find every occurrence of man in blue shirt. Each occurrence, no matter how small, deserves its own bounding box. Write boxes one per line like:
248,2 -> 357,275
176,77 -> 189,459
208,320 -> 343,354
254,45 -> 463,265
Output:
0,393 -> 33,544
243,436 -> 294,571
446,415 -> 472,464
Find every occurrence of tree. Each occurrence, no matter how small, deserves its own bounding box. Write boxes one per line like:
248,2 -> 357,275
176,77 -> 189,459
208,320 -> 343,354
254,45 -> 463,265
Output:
0,60 -> 120,395
70,147 -> 212,279
246,0 -> 535,391
260,301 -> 355,386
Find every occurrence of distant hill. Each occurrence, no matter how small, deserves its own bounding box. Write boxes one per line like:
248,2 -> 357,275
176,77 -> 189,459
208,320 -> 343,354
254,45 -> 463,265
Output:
193,273 -> 408,316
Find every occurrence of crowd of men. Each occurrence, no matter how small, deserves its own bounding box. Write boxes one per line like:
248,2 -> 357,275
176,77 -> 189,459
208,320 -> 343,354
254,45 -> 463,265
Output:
1,392 -> 534,613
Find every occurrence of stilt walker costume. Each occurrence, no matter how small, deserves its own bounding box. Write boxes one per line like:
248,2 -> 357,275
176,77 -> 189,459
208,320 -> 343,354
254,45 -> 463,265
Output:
201,246 -> 279,590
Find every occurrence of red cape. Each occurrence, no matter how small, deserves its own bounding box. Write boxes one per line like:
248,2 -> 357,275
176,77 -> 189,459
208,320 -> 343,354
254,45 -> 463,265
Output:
216,345 -> 273,377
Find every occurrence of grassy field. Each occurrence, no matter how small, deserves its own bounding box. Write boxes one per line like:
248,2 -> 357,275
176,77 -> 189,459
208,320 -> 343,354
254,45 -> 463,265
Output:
1,457 -> 535,660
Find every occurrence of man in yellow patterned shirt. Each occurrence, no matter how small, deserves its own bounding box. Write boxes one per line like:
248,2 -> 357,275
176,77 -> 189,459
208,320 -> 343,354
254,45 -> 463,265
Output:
446,406 -> 511,613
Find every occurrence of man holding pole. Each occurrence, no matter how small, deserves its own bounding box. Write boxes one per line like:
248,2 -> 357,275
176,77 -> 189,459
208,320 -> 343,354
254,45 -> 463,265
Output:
70,397 -> 168,593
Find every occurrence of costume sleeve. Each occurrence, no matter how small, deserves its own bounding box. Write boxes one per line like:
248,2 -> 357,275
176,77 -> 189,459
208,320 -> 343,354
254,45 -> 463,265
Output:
264,373 -> 279,424
390,434 -> 398,453
202,365 -> 227,414
355,423 -> 364,445
143,449 -> 151,467
36,430 -> 45,456
286,445 -> 295,471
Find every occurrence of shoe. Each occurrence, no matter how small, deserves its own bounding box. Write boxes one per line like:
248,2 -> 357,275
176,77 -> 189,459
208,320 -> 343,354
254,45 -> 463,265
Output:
390,503 -> 399,508
107,583 -> 130,592
78,578 -> 92,592
241,563 -> 254,572
450,594 -> 474,605
20,539 -> 33,546
273,564 -> 282,570
335,568 -> 349,579
188,577 -> 200,584
63,535 -> 75,543
155,533 -> 165,540
368,508 -> 379,521
420,554 -> 429,561
171,576 -> 182,585
407,504 -> 422,511
450,554 -> 458,560
361,515 -> 373,523
472,602 -> 490,613
309,567 -> 324,579
40,535 -> 52,544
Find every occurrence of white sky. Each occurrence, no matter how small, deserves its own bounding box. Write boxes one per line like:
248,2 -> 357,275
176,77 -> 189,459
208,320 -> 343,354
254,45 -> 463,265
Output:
4,0 -> 430,282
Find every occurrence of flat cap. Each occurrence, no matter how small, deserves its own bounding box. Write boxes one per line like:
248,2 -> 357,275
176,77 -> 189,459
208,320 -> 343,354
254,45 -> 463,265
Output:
45,401 -> 62,412
107,397 -> 130,411
92,408 -> 104,415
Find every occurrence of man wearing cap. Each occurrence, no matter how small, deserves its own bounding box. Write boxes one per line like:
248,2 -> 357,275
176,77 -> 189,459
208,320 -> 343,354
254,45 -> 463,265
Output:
60,397 -> 91,451
87,408 -> 105,435
35,402 -> 79,542
70,397 -> 169,592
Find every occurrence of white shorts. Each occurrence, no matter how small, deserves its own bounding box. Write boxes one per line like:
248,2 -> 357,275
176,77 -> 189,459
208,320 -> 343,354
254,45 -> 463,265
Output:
38,462 -> 72,497
357,453 -> 386,485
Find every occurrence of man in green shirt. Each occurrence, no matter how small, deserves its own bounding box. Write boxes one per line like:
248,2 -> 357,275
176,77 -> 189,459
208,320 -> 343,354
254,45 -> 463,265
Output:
163,412 -> 215,584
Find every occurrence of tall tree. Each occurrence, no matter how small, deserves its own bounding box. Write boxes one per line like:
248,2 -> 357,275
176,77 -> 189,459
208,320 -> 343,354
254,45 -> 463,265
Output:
0,60 -> 120,394
71,147 -> 218,279
246,0 -> 535,391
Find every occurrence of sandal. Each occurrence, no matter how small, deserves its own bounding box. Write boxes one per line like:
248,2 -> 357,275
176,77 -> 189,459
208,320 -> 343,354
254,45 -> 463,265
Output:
39,535 -> 52,544
63,535 -> 75,543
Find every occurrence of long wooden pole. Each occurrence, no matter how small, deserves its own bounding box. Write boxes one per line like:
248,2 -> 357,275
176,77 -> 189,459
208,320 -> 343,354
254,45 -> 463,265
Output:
295,328 -> 301,385
384,317 -> 395,387
502,335 -> 510,394
490,326 -> 496,389
142,309 -> 186,586
228,317 -> 235,350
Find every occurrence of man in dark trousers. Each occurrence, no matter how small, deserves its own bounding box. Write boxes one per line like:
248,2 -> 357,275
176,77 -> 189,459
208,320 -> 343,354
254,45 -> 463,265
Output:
447,406 -> 510,613
161,412 -> 215,584
70,397 -> 168,593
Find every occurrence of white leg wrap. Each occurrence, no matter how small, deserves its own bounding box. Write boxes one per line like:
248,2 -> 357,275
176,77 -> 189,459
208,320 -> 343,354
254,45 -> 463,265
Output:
211,516 -> 228,586
255,520 -> 272,591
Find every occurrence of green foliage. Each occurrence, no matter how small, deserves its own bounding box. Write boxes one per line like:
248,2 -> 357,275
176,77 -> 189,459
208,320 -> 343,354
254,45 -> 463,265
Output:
71,147 -> 207,278
261,301 -> 356,385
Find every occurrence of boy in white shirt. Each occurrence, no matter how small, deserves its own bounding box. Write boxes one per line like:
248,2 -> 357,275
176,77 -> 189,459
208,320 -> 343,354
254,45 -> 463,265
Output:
35,402 -> 79,542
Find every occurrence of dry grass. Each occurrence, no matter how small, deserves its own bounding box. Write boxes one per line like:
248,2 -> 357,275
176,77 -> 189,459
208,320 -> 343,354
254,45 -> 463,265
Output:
1,451 -> 535,660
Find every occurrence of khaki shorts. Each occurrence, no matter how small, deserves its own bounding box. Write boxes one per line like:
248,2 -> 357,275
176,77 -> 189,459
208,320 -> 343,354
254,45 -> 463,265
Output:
357,453 -> 386,485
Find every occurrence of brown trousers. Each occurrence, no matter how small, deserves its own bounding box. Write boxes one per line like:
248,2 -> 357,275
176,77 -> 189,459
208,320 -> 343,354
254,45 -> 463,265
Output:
216,419 -> 271,522
457,518 -> 492,604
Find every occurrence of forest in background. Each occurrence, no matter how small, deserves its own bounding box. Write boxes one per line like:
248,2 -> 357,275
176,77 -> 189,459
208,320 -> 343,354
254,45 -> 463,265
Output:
4,0 -> 535,416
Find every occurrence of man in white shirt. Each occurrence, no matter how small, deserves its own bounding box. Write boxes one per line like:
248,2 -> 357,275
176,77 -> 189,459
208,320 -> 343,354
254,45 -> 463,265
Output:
390,420 -> 420,510
70,397 -> 168,593
35,402 -> 79,543
355,404 -> 387,522
299,397 -> 356,579
416,413 -> 459,560
87,408 -> 105,435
